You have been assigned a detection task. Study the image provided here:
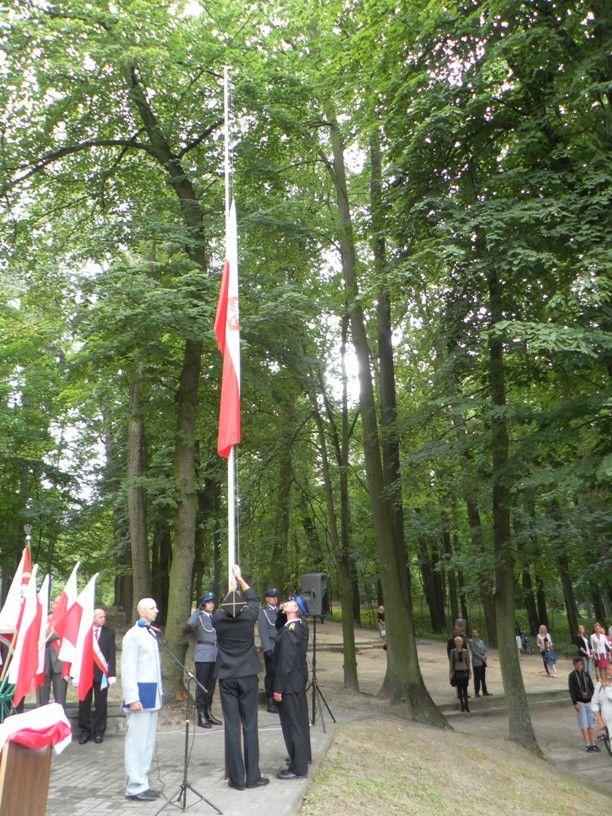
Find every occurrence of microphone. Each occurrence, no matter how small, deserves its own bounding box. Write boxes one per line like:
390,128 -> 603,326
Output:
137,619 -> 162,634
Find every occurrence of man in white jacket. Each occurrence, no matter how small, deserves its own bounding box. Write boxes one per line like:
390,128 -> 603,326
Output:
121,598 -> 163,802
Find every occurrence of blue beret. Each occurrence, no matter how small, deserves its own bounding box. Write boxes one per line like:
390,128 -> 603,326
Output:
264,588 -> 279,598
288,594 -> 309,616
199,593 -> 215,605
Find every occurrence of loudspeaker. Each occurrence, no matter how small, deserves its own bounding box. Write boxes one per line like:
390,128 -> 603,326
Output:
300,573 -> 328,618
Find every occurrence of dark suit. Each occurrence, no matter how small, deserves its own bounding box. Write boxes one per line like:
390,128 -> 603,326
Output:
37,631 -> 66,707
272,620 -> 310,776
78,625 -> 116,738
213,588 -> 262,787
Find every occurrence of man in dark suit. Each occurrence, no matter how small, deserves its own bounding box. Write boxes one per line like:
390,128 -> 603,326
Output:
272,598 -> 310,779
213,565 -> 268,791
36,595 -> 67,709
78,607 -> 116,744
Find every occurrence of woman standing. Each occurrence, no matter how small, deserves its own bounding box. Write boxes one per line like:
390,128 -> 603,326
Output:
449,636 -> 472,713
537,625 -> 553,677
591,662 -> 612,751
590,622 -> 609,683
576,624 -> 592,676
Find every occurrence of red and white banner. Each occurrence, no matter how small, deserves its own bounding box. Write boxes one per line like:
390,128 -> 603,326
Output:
55,562 -> 80,673
8,565 -> 41,704
0,703 -> 72,755
0,547 -> 31,635
69,573 -> 107,701
214,199 -> 241,458
35,573 -> 50,686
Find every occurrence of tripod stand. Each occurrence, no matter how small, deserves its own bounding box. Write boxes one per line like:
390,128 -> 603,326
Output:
305,616 -> 335,733
144,628 -> 222,816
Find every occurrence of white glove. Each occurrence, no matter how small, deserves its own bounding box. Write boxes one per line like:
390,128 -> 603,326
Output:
108,676 -> 116,687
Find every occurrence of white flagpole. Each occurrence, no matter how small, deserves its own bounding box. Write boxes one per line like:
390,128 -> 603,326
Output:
224,66 -> 236,587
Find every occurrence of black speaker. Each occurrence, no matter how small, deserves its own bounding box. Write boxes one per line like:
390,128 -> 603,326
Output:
301,573 -> 328,618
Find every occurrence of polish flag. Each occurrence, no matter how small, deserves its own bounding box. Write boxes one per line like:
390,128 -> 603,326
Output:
35,573 -> 50,686
55,562 -> 80,673
0,547 -> 32,634
69,574 -> 107,701
214,199 -> 241,458
0,703 -> 72,755
8,565 -> 41,704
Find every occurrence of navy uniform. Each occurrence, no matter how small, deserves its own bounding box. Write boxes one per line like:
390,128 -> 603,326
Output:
257,588 -> 280,712
186,593 -> 221,728
272,612 -> 310,779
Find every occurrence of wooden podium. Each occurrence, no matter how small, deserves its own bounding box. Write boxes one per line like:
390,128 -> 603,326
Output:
0,741 -> 52,816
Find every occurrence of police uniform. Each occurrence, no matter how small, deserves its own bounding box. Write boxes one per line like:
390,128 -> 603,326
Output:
186,593 -> 221,727
272,618 -> 310,778
257,588 -> 280,712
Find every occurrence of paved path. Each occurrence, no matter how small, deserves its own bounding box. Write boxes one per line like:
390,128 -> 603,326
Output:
48,706 -> 361,816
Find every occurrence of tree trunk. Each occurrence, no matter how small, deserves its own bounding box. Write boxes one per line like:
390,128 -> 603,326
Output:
151,510 -> 171,626
163,339 -> 202,694
212,480 -> 222,601
441,525 -> 459,624
325,111 -> 444,723
522,570 -> 539,635
269,407 -> 293,589
430,541 -> 447,630
127,362 -> 151,603
311,395 -> 359,691
535,576 -> 549,629
549,500 -> 579,639
487,268 -> 539,751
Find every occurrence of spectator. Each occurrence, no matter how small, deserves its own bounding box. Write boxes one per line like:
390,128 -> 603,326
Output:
568,657 -> 599,753
449,636 -> 471,713
454,614 -> 467,638
447,627 -> 464,658
515,623 -> 523,652
468,628 -> 491,697
537,625 -> 553,676
590,622 -> 609,683
591,661 -> 612,741
544,640 -> 558,677
575,624 -> 592,676
377,606 -> 385,641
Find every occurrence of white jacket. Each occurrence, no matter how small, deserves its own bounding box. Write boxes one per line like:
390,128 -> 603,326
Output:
591,682 -> 612,729
121,622 -> 163,710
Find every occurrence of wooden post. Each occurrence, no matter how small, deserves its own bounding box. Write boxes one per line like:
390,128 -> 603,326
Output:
0,742 -> 52,816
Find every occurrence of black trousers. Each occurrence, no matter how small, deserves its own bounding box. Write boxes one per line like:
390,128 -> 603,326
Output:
195,661 -> 216,711
455,672 -> 469,710
219,675 -> 261,786
78,680 -> 108,736
473,664 -> 488,695
263,651 -> 274,699
298,690 -> 312,762
278,691 -> 309,776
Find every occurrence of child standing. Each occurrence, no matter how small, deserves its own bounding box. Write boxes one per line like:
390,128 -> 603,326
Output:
545,640 -> 558,677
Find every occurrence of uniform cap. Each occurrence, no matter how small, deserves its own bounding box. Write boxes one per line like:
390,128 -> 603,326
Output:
264,588 -> 279,598
199,593 -> 215,605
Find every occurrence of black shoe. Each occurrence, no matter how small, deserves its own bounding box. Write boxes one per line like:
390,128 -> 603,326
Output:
204,708 -> 222,726
465,706 -> 471,713
483,691 -> 492,696
94,734 -> 103,744
246,777 -> 270,788
126,791 -> 158,802
197,712 -> 212,729
586,744 -> 594,752
277,769 -> 304,780
78,734 -> 90,745
228,779 -> 245,790
591,744 -> 601,752
475,692 -> 481,697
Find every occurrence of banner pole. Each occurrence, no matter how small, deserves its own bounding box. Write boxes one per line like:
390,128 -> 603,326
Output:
224,66 -> 236,587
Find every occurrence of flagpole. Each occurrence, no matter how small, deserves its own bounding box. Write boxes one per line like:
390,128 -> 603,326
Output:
224,65 -> 237,587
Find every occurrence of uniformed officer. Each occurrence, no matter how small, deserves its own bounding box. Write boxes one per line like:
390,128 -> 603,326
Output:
272,598 -> 310,779
186,592 -> 222,728
257,587 -> 280,712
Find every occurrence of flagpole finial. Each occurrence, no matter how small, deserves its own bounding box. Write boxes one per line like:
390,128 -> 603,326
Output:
23,524 -> 32,545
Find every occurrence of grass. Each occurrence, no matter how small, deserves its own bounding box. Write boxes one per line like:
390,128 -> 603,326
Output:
299,717 -> 611,816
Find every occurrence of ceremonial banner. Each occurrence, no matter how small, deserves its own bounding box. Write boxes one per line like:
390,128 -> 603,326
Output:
69,574 -> 107,700
35,574 -> 50,687
8,565 -> 41,704
214,199 -> 241,458
0,548 -> 31,635
55,562 -> 80,674
0,703 -> 71,754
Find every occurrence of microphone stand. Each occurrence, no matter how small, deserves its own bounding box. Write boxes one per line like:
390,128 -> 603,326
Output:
144,627 -> 222,816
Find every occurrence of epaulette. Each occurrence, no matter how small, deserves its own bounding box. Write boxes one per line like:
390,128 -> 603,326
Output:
288,622 -> 296,631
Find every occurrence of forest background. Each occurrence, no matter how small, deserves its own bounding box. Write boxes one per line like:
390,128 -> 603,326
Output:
0,0 -> 609,749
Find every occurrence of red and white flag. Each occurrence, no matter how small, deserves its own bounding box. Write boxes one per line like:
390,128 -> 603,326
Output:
35,573 -> 50,687
55,562 -> 80,674
214,199 -> 241,458
8,565 -> 41,704
0,703 -> 72,755
0,547 -> 32,635
69,574 -> 107,701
